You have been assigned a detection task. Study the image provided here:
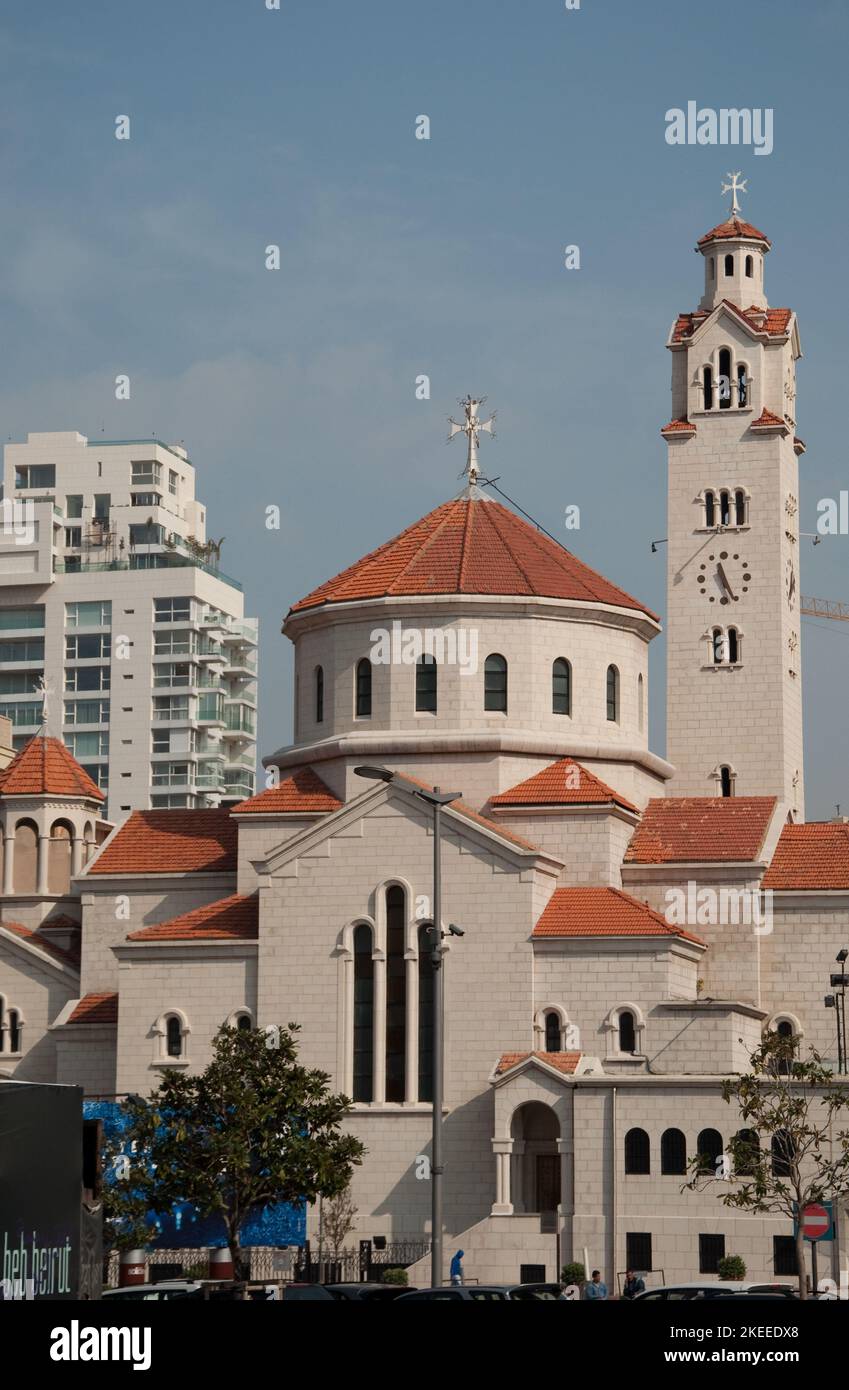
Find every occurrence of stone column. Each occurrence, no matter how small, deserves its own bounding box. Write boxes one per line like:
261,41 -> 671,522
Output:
491,1138 -> 514,1215
37,833 -> 50,896
512,1139 -> 527,1212
71,834 -> 84,878
1,831 -> 14,896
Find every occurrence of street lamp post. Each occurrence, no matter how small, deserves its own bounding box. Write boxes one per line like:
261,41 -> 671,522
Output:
355,765 -> 462,1289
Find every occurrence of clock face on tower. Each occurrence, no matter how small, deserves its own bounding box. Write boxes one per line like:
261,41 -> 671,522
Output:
696,549 -> 752,605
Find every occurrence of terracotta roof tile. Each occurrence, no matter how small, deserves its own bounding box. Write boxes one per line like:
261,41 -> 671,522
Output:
289,496 -> 657,621
88,809 -> 237,875
0,735 -> 104,801
763,822 -> 849,890
496,1051 -> 582,1076
751,407 -> 787,428
661,417 -> 696,434
625,797 -> 777,864
232,768 -> 342,814
532,886 -> 704,945
671,303 -> 791,344
67,992 -> 118,1025
697,218 -> 771,247
128,892 -> 259,942
490,758 -> 637,813
1,920 -> 81,968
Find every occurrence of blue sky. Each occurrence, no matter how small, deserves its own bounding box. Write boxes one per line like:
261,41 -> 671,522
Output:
1,0 -> 847,816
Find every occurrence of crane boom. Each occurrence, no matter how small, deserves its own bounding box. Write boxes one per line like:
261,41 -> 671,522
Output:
801,596 -> 849,622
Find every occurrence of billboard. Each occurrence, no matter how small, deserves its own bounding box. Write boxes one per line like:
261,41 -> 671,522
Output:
0,1080 -> 82,1300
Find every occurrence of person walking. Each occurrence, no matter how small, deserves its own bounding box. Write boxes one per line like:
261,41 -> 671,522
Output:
622,1269 -> 645,1300
584,1269 -> 608,1300
449,1249 -> 465,1286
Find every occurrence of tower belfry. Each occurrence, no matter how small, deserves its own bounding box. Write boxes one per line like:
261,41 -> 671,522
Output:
663,183 -> 804,816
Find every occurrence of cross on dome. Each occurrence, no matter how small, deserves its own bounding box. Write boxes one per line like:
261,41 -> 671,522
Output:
447,394 -> 496,485
721,171 -> 748,219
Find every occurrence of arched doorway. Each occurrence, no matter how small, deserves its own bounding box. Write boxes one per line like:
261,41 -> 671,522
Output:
510,1102 -> 560,1214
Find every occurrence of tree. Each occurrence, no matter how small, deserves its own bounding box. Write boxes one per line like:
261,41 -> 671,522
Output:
323,1183 -> 358,1261
684,1031 -> 849,1298
104,1023 -> 365,1280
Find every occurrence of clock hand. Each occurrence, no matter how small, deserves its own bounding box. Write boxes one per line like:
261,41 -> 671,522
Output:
717,563 -> 736,600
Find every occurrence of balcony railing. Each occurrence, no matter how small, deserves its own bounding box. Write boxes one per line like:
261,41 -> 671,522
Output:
54,552 -> 243,592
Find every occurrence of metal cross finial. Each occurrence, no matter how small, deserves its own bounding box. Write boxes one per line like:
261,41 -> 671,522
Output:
721,171 -> 748,218
447,395 -> 496,485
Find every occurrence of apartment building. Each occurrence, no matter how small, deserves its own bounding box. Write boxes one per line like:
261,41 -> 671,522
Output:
0,432 -> 257,818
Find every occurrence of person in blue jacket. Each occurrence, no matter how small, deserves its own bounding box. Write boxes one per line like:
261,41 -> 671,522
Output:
449,1250 -> 465,1286
584,1269 -> 608,1300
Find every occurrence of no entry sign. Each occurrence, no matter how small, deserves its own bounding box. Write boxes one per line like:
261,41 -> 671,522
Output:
795,1201 -> 835,1243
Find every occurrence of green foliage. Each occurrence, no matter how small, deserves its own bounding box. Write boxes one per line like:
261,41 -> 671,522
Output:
102,1022 -> 365,1277
380,1267 -> 409,1285
717,1254 -> 746,1281
561,1261 -> 585,1285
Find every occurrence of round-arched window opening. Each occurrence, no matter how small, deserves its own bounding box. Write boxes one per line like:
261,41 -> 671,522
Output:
166,1016 -> 183,1058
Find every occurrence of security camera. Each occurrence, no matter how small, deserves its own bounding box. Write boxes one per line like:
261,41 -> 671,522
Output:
448,923 -> 465,937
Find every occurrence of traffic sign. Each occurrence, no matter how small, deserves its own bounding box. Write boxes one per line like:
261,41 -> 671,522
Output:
793,1200 -> 835,1243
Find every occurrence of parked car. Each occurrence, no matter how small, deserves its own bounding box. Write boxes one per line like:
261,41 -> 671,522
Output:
103,1281 -> 205,1301
504,1283 -> 570,1300
324,1282 -> 415,1301
395,1285 -> 512,1301
633,1281 -> 799,1301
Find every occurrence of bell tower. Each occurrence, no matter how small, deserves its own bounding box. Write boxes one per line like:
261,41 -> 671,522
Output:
664,180 -> 804,817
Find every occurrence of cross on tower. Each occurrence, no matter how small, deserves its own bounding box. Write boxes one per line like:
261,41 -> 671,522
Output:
721,171 -> 748,218
447,395 -> 496,485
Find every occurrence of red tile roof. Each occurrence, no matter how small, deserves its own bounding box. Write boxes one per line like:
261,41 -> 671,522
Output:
289,496 -> 657,620
128,893 -> 259,942
496,1051 -> 582,1076
751,407 -> 787,428
697,218 -> 771,247
88,809 -> 237,875
625,797 -> 777,864
671,304 -> 791,344
1,920 -> 80,968
0,735 -> 104,801
533,886 -> 704,944
763,822 -> 849,890
67,992 -> 118,1025
232,768 -> 342,814
490,758 -> 637,813
661,418 -> 696,434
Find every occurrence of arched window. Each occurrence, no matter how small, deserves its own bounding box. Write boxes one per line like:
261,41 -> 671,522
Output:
315,665 -> 324,723
696,1128 -> 723,1175
703,366 -> 714,411
661,1128 -> 687,1176
355,658 -> 372,717
415,654 -> 437,713
484,654 -> 508,712
606,665 -> 619,722
353,924 -> 374,1102
712,628 -> 726,664
720,765 -> 733,798
618,1009 -> 636,1054
776,1019 -> 795,1077
552,658 -> 571,716
772,1129 -> 795,1178
236,1013 -> 252,1032
385,886 -> 406,1102
734,489 -> 747,525
734,1129 -> 760,1176
724,253 -> 734,277
624,1127 -> 650,1175
737,364 -> 749,408
166,1015 -> 183,1059
745,254 -> 753,278
718,347 -> 732,409
705,490 -> 716,527
719,490 -> 731,526
48,819 -> 74,895
727,628 -> 739,663
637,673 -> 644,733
418,924 -> 434,1103
13,819 -> 38,895
544,1011 -> 561,1052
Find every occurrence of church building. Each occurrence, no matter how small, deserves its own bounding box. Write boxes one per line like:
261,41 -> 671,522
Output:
1,194 -> 847,1288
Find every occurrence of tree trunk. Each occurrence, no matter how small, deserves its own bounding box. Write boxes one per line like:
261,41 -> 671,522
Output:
795,1224 -> 808,1300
